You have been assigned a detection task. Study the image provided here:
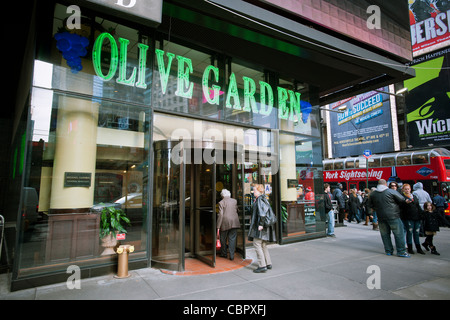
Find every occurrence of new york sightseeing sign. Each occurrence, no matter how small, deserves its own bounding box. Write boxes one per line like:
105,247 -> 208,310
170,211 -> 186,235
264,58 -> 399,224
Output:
91,32 -> 312,124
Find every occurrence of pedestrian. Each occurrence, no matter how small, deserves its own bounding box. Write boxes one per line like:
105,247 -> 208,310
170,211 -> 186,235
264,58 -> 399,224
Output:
342,190 -> 350,221
389,182 -> 400,193
324,183 -> 335,237
413,182 -> 432,236
248,184 -> 276,273
332,183 -> 345,223
367,179 -> 410,257
217,189 -> 241,260
400,184 -> 425,254
422,201 -> 450,255
362,189 -> 370,226
412,182 -> 432,208
369,187 -> 379,231
347,189 -> 361,223
432,191 -> 447,226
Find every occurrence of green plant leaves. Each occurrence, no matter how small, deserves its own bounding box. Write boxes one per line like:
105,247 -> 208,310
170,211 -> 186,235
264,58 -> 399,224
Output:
99,205 -> 131,239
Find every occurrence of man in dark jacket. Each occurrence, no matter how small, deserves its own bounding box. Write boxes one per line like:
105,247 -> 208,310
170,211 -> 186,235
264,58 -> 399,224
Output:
368,179 -> 410,257
432,191 -> 447,225
332,183 -> 345,224
324,183 -> 335,237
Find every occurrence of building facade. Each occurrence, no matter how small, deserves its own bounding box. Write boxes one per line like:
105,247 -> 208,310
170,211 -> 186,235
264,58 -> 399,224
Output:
2,0 -> 413,290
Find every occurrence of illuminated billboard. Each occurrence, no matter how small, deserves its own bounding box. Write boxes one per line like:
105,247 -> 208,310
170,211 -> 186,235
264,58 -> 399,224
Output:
404,48 -> 450,148
328,87 -> 395,158
409,0 -> 450,56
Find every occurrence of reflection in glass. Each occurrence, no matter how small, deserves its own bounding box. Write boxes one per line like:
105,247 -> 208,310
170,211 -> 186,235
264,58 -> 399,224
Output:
152,142 -> 181,265
280,134 -> 324,240
20,86 -> 149,276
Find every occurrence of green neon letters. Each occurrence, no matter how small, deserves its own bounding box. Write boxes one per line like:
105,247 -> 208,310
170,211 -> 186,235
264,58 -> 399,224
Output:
202,65 -> 220,105
91,32 -> 306,123
92,32 -> 118,81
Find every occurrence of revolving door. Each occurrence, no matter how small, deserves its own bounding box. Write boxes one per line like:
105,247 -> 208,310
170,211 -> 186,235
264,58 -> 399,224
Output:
151,140 -> 246,271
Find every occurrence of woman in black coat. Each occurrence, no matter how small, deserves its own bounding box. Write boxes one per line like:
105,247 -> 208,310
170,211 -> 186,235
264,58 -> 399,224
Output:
248,184 -> 276,273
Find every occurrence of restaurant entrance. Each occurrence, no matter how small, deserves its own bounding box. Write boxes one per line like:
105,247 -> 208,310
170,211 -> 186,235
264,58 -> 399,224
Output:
151,139 -> 247,271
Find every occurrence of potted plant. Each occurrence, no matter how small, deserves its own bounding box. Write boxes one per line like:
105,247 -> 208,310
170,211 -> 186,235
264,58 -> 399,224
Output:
99,205 -> 131,255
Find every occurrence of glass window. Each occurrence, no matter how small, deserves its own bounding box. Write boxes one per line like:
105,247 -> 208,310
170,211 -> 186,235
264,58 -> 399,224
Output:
324,161 -> 333,170
280,134 -> 325,240
278,80 -> 318,136
412,152 -> 429,164
19,86 -> 150,276
48,4 -> 152,105
153,41 -> 222,120
223,62 -> 278,128
345,160 -> 355,169
397,154 -> 411,166
444,159 -> 450,170
369,156 -> 380,168
381,156 -> 395,167
334,160 -> 344,169
16,4 -> 152,278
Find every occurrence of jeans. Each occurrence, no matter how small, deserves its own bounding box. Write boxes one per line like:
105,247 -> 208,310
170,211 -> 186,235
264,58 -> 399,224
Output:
404,220 -> 421,245
372,211 -> 378,224
378,218 -> 406,255
327,209 -> 335,235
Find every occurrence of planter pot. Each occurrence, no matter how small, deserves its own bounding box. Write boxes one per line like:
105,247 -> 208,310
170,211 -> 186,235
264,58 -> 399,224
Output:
100,233 -> 117,255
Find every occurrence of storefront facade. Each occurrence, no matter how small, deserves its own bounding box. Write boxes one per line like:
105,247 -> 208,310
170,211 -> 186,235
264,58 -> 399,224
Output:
5,0 -> 414,290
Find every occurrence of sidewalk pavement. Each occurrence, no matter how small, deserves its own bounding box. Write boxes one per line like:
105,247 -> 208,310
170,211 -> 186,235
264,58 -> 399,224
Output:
1,222 -> 450,301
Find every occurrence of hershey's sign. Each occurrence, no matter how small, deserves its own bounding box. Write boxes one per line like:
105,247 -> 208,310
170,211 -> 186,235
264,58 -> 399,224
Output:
85,0 -> 162,26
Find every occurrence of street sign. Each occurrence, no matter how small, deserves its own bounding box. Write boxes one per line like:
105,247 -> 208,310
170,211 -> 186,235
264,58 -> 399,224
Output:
363,150 -> 372,159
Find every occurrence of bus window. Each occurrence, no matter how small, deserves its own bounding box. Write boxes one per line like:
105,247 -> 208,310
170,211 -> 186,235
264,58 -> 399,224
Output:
412,153 -> 429,164
345,160 -> 355,169
398,155 -> 411,166
334,160 -> 344,169
444,159 -> 450,170
381,156 -> 395,167
368,157 -> 380,168
324,162 -> 333,170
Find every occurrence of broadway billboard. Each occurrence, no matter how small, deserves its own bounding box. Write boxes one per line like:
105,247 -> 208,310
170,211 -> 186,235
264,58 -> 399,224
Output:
409,0 -> 450,56
328,87 -> 395,158
405,48 -> 450,148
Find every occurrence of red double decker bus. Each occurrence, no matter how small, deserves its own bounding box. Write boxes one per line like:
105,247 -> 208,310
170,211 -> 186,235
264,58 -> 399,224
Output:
323,148 -> 450,201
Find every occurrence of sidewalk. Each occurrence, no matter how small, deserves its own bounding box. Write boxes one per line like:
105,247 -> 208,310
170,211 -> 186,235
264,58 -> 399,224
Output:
2,222 -> 450,300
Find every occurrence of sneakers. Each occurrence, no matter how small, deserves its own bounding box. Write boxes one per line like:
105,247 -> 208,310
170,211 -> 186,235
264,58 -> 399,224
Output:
397,253 -> 411,258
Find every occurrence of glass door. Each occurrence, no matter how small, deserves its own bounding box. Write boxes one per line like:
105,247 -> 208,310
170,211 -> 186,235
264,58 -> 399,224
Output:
193,145 -> 216,267
151,140 -> 185,271
216,145 -> 246,259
